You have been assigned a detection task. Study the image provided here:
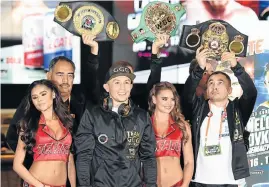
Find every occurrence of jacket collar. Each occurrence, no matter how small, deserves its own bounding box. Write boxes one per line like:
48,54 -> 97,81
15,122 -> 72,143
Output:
202,99 -> 234,142
151,114 -> 177,139
39,114 -> 69,141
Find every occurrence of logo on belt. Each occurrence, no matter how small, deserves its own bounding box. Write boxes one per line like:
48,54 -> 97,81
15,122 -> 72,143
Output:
179,19 -> 248,60
54,2 -> 120,41
106,22 -> 120,40
73,6 -> 104,36
131,1 -> 185,43
55,4 -> 72,22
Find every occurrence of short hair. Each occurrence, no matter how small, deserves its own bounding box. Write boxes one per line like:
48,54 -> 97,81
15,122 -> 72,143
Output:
222,68 -> 233,74
113,61 -> 134,72
207,71 -> 231,86
48,56 -> 76,72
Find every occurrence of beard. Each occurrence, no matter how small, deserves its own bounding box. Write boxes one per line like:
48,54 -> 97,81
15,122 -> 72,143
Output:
209,0 -> 229,11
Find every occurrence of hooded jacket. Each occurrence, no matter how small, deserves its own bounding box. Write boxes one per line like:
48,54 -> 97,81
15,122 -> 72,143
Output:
183,63 -> 257,180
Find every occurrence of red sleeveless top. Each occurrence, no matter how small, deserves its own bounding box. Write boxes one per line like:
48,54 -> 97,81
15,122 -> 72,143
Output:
32,115 -> 72,162
151,115 -> 183,158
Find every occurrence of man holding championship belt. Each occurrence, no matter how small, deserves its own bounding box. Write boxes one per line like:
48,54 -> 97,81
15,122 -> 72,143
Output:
181,20 -> 249,122
183,47 -> 257,187
180,19 -> 248,61
131,1 -> 186,43
54,1 -> 120,41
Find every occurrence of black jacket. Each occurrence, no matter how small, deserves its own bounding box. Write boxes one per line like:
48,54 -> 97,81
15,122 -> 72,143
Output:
74,102 -> 157,187
6,53 -> 99,168
183,63 -> 257,180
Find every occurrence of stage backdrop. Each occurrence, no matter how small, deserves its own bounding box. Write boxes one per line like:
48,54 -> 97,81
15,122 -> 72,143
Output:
112,1 -> 269,186
245,53 -> 269,187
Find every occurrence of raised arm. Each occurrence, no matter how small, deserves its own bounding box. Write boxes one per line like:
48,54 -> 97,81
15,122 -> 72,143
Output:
74,108 -> 95,187
81,34 -> 100,105
146,35 -> 170,91
182,47 -> 208,119
134,35 -> 170,110
222,52 -> 257,126
139,113 -> 157,187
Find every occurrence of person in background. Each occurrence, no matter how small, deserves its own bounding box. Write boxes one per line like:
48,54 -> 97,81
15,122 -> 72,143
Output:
184,47 -> 257,187
149,82 -> 194,187
183,0 -> 258,25
7,34 -> 99,173
13,80 -> 75,187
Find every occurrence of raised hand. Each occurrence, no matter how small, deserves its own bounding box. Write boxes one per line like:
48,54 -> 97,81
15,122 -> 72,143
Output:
152,34 -> 170,54
196,46 -> 209,69
221,52 -> 237,67
82,34 -> 98,55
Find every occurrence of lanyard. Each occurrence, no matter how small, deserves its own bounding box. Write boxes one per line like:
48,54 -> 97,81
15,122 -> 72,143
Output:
204,101 -> 228,146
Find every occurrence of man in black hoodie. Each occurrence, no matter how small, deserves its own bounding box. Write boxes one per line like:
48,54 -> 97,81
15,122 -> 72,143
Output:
184,47 -> 257,187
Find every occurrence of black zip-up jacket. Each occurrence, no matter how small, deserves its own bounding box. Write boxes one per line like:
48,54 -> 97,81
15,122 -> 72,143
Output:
74,102 -> 157,187
183,63 -> 257,180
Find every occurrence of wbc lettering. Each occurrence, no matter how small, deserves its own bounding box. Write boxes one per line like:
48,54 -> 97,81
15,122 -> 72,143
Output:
155,16 -> 172,30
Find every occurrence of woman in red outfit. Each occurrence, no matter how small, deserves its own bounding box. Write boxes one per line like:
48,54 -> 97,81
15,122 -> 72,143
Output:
149,82 -> 194,187
13,80 -> 75,187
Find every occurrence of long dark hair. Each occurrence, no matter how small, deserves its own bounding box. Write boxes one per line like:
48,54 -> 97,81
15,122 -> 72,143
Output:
18,79 -> 72,154
148,82 -> 189,144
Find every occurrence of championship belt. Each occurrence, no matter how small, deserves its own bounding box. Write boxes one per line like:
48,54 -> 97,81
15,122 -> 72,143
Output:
54,1 -> 120,41
179,19 -> 248,60
131,2 -> 185,43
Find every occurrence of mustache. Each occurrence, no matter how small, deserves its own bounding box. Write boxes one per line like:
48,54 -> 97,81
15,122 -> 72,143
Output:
60,83 -> 70,87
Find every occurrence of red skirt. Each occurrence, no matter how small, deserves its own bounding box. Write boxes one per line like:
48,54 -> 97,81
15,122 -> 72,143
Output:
170,179 -> 183,187
23,181 -> 66,187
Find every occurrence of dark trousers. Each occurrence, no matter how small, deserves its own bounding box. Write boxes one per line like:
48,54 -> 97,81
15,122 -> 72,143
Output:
190,182 -> 238,187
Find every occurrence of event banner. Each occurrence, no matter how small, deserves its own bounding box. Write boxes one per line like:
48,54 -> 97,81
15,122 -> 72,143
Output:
0,10 -> 81,84
246,52 -> 269,187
